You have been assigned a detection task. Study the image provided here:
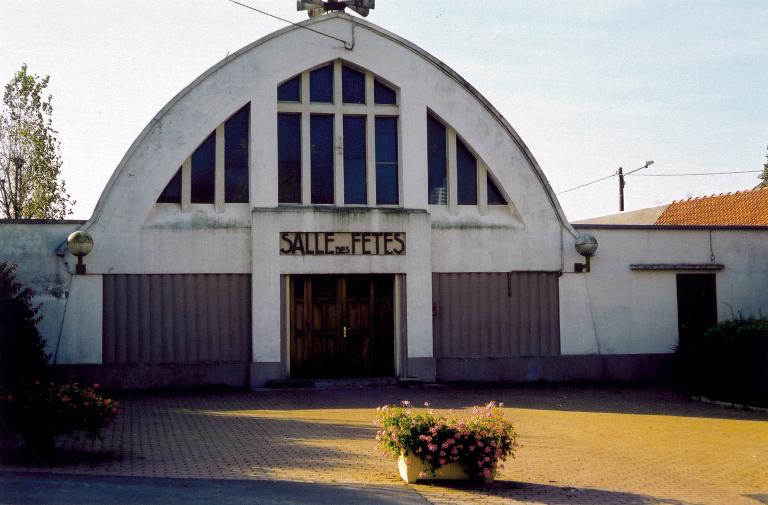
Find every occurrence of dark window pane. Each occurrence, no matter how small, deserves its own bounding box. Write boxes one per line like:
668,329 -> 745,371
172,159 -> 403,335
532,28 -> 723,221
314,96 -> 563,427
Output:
427,114 -> 447,204
310,64 -> 334,103
343,116 -> 366,204
487,177 -> 507,205
374,79 -> 396,105
342,66 -> 365,104
191,132 -> 216,204
375,116 -> 398,205
278,113 -> 302,204
157,168 -> 181,203
311,114 -> 334,204
457,138 -> 477,205
277,75 -> 301,102
225,103 -> 250,203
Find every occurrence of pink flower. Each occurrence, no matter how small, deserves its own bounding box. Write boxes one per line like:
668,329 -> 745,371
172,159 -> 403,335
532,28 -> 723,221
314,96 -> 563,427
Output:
428,444 -> 437,452
439,451 -> 445,456
469,446 -> 475,451
447,438 -> 455,445
439,459 -> 446,465
484,456 -> 491,462
483,468 -> 493,478
441,442 -> 449,449
451,448 -> 458,455
484,447 -> 491,453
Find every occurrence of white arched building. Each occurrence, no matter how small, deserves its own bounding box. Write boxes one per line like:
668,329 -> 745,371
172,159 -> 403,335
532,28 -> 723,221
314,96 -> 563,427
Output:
4,13 -> 767,388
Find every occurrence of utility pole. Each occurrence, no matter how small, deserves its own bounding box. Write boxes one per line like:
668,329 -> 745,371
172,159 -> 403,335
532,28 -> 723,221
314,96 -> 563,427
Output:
618,161 -> 654,212
618,166 -> 625,212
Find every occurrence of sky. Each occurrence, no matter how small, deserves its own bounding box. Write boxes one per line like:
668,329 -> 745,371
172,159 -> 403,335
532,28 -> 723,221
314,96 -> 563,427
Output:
1,0 -> 767,221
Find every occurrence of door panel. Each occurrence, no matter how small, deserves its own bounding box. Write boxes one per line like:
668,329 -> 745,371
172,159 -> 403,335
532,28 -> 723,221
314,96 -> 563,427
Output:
676,273 -> 717,347
290,275 -> 394,378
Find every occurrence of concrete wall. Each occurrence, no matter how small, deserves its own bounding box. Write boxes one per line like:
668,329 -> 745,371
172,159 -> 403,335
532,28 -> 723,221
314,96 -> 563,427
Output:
0,220 -> 85,361
560,226 -> 768,356
79,14 -> 567,278
250,207 -> 434,384
50,14 -> 570,385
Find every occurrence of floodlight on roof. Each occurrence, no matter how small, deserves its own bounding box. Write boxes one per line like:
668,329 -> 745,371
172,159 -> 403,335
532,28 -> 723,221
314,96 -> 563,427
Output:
297,0 -> 375,17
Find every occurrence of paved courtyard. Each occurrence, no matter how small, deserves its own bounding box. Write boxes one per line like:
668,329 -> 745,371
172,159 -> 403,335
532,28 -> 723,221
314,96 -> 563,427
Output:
1,383 -> 767,504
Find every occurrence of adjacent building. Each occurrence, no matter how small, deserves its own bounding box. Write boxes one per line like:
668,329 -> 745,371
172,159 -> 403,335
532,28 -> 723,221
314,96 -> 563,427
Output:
2,14 -> 766,388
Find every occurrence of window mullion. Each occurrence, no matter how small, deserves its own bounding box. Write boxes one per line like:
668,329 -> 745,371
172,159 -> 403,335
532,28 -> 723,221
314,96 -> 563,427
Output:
215,124 -> 225,212
333,61 -> 344,206
300,71 -> 311,205
447,128 -> 458,216
181,156 -> 191,212
300,113 -> 311,205
478,159 -> 489,216
365,72 -> 376,206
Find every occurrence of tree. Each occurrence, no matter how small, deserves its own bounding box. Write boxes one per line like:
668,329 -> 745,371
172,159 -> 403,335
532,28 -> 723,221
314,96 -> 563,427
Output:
0,262 -> 49,390
759,145 -> 768,188
0,64 -> 73,219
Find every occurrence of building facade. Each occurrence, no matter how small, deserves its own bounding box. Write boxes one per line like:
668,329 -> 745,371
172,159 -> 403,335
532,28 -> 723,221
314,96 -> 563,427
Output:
2,14 -> 767,388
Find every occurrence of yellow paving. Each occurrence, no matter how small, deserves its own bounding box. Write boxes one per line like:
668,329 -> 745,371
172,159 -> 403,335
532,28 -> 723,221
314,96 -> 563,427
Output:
1,384 -> 766,504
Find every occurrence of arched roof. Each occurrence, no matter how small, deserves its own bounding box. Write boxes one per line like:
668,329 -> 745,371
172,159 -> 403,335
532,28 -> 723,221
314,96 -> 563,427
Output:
83,12 -> 574,236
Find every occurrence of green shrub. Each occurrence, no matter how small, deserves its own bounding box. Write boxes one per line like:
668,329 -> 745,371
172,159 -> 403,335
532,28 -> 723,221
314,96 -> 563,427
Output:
1,381 -> 120,456
677,317 -> 768,407
0,262 -> 50,389
0,262 -> 120,457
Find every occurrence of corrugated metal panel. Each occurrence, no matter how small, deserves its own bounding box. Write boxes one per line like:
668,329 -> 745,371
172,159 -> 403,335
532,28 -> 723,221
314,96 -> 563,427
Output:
103,274 -> 251,365
432,272 -> 560,358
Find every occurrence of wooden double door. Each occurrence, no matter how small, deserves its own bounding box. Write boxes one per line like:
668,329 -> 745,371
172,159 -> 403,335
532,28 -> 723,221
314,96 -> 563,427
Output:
290,275 -> 395,379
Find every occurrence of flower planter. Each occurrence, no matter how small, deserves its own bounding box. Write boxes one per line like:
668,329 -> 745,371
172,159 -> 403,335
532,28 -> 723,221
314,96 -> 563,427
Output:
397,453 -> 495,483
376,401 -> 515,484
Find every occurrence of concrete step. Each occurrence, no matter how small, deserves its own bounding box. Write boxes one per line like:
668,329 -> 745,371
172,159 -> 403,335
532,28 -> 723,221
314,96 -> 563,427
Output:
266,377 -> 399,389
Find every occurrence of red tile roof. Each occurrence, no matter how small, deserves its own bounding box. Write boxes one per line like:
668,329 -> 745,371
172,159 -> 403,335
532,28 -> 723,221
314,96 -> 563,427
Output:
655,187 -> 768,226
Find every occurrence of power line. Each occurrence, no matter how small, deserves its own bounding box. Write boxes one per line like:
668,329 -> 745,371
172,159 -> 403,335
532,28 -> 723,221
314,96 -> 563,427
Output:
557,169 -> 762,195
226,0 -> 351,47
556,172 -> 617,195
634,170 -> 761,177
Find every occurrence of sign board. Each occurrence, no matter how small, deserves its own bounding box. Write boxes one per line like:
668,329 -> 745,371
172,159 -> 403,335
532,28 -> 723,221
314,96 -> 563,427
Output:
280,232 -> 405,256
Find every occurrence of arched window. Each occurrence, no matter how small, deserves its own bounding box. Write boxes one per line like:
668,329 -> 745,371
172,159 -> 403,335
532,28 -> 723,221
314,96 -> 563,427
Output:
157,103 -> 250,207
426,112 -> 509,210
277,61 -> 399,206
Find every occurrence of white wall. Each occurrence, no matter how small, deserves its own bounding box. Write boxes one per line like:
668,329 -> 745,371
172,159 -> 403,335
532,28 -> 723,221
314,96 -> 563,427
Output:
0,221 -> 81,357
59,14 -> 568,375
79,14 -> 567,279
57,275 -> 102,364
560,227 -> 768,355
251,208 -> 433,367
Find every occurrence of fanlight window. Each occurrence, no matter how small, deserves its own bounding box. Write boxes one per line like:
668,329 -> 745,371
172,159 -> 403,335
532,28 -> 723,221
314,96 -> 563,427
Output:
157,103 -> 250,206
426,112 -> 508,209
276,61 -> 400,206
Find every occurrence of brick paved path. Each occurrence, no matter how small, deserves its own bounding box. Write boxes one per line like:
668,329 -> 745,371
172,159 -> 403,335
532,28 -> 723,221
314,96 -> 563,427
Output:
2,383 -> 767,504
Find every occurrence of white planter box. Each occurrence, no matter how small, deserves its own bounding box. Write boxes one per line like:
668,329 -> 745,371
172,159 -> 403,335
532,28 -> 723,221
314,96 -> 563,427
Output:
397,453 -> 494,483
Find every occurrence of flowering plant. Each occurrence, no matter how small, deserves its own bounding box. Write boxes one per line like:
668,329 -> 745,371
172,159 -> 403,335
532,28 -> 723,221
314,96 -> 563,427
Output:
1,381 -> 120,455
375,400 -> 517,481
